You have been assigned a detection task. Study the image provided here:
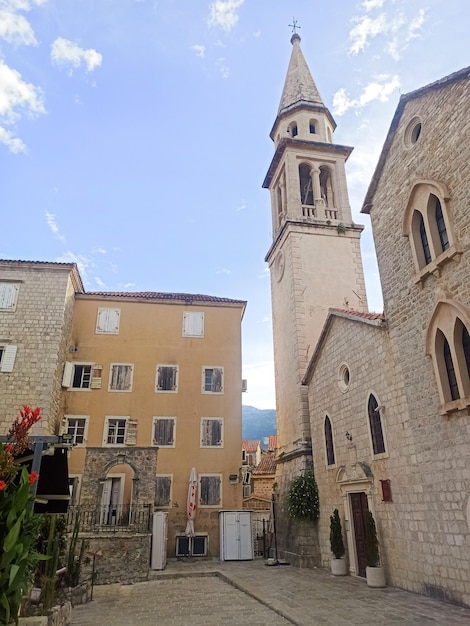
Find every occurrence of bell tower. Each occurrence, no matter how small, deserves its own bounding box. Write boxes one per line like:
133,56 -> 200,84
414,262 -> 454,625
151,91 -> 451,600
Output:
264,33 -> 368,563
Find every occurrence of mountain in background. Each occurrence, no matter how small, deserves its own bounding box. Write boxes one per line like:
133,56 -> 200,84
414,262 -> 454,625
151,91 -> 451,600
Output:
242,405 -> 276,445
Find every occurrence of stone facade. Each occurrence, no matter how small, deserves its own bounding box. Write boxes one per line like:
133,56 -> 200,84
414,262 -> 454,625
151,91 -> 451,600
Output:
0,261 -> 82,433
304,68 -> 470,606
83,534 -> 151,584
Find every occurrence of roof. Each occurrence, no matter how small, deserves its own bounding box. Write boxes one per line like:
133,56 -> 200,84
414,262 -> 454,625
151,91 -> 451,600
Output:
303,308 -> 386,385
267,435 -> 278,451
278,34 -> 325,116
362,66 -> 470,214
0,259 -> 84,292
242,440 -> 261,452
81,291 -> 246,306
253,452 -> 277,475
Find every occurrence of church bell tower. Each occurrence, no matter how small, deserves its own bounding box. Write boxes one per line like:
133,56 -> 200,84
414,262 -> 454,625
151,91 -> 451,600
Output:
264,32 -> 368,563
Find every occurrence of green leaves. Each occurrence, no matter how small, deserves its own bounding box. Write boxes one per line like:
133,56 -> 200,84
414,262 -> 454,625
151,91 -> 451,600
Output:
287,471 -> 320,523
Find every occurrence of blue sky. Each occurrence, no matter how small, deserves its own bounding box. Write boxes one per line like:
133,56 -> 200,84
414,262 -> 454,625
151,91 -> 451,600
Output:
0,0 -> 468,409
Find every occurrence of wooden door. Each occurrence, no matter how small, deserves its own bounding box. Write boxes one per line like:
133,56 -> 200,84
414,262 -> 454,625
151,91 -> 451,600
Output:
350,492 -> 368,577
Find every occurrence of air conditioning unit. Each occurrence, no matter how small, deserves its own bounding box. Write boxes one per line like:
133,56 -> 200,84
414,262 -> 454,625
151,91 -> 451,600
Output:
242,379 -> 248,392
175,535 -> 207,557
243,485 -> 251,498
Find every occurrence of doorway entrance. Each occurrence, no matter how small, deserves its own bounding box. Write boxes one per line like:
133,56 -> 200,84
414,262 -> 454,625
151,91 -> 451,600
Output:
350,492 -> 369,577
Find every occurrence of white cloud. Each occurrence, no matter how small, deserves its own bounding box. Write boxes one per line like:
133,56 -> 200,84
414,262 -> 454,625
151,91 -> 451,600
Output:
216,268 -> 231,275
349,5 -> 426,60
55,251 -> 94,283
237,199 -> 246,211
207,0 -> 244,32
332,75 -> 400,115
92,247 -> 106,255
0,125 -> 26,152
45,211 -> 65,241
51,37 -> 102,73
119,282 -> 136,289
191,44 -> 205,58
94,276 -> 105,288
0,60 -> 45,123
0,10 -> 36,44
242,360 -> 275,410
216,57 -> 229,79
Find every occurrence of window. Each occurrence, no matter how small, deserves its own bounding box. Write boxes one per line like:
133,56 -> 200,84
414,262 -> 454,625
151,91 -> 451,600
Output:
0,283 -> 19,311
156,365 -> 178,392
202,367 -> 223,393
64,416 -> 88,446
299,163 -> 314,206
319,165 -> 335,208
153,417 -> 176,447
324,416 -> 335,466
183,312 -> 204,337
104,417 -> 129,446
68,475 -> 81,506
309,119 -> 316,134
427,301 -> 470,412
367,394 -> 386,455
404,116 -> 422,148
0,345 -> 17,372
96,307 -> 120,334
288,122 -> 298,137
404,182 -> 459,280
62,363 -> 92,389
200,418 -> 223,447
155,475 -> 172,508
199,474 -> 221,507
108,363 -> 134,392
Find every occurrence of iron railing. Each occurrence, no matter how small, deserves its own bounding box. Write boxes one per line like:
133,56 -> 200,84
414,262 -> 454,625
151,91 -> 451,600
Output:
66,504 -> 152,533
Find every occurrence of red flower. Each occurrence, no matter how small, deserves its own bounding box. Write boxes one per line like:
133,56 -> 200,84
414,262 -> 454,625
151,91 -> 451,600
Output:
0,480 -> 6,491
28,472 -> 39,486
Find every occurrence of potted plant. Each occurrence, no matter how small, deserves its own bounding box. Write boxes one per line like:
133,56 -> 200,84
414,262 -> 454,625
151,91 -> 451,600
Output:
329,509 -> 347,575
364,510 -> 385,587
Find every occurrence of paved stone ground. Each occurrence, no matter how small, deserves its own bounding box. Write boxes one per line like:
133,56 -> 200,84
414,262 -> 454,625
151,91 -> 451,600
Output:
71,559 -> 470,626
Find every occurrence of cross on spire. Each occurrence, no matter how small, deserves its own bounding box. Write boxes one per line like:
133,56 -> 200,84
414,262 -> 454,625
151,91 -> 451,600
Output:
288,18 -> 301,34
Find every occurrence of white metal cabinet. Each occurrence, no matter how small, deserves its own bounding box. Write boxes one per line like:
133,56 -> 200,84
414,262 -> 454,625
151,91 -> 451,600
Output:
219,510 -> 253,561
151,511 -> 168,570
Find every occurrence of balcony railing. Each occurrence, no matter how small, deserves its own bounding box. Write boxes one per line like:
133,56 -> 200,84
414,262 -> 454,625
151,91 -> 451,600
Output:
301,204 -> 338,221
66,504 -> 152,533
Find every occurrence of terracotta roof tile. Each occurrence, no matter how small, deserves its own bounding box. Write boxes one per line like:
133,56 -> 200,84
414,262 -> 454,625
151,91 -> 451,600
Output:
268,435 -> 278,451
82,291 -> 246,305
253,452 -> 277,475
242,440 -> 261,452
329,308 -> 385,321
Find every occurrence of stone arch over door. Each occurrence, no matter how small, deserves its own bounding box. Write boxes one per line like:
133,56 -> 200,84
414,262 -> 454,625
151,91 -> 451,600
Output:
80,447 -> 158,507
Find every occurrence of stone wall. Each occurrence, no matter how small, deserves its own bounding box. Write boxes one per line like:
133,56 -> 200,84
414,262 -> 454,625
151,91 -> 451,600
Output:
83,533 -> 151,584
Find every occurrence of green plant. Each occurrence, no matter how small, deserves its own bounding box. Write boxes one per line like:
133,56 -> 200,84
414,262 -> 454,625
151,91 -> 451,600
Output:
364,510 -> 380,567
65,511 -> 88,588
286,471 -> 319,522
336,222 -> 346,235
329,509 -> 345,559
0,406 -> 48,625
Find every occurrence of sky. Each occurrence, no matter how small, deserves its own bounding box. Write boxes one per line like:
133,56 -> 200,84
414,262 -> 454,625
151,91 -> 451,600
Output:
0,0 -> 468,410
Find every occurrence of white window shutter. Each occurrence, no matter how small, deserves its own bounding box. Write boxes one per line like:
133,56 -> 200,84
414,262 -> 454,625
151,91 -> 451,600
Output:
126,419 -> 138,445
62,362 -> 74,387
1,345 -> 17,372
0,284 -> 18,310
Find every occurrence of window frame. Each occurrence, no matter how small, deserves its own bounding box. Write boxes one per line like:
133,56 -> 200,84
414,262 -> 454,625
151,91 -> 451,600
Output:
403,181 -> 460,283
0,344 -> 17,373
201,366 -> 224,394
108,363 -> 134,392
324,415 -> 336,467
367,393 -> 387,457
103,416 -> 129,447
63,362 -> 93,390
182,311 -> 204,338
155,364 -> 179,393
426,300 -> 470,413
200,417 -> 224,448
198,473 -> 222,508
155,474 -> 172,508
96,307 -> 121,335
64,415 -> 89,447
0,282 -> 19,312
152,417 -> 176,448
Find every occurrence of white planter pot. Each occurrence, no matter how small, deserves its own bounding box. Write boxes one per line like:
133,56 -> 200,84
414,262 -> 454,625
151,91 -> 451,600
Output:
331,557 -> 347,576
366,565 -> 386,587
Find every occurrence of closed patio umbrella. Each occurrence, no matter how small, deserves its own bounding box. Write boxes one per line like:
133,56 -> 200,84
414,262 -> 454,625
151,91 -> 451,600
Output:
185,467 -> 197,544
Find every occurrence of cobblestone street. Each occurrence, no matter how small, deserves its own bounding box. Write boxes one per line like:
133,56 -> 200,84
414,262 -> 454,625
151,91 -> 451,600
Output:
71,559 -> 470,626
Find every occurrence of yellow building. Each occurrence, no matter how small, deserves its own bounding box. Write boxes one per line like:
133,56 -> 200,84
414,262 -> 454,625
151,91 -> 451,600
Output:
62,290 -> 246,559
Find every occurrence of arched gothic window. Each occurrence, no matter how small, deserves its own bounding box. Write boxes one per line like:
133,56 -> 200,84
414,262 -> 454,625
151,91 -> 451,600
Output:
426,301 -> 470,411
367,394 -> 385,455
299,163 -> 313,206
403,181 -> 459,279
324,416 -> 335,466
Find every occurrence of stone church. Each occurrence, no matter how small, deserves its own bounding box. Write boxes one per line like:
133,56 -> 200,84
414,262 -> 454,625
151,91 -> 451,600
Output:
265,33 -> 470,605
